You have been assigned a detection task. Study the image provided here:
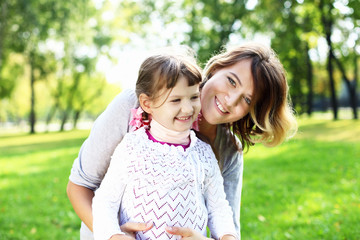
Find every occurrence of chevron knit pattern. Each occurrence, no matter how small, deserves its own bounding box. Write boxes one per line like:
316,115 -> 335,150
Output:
92,128 -> 237,240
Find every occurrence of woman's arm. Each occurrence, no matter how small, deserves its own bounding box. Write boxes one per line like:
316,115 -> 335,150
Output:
67,181 -> 95,231
215,126 -> 243,236
221,150 -> 243,236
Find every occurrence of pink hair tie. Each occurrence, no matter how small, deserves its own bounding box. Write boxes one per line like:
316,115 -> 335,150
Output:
191,112 -> 202,131
129,107 -> 150,131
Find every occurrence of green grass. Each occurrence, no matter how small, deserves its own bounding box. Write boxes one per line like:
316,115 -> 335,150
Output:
0,130 -> 89,240
0,118 -> 359,239
241,118 -> 360,240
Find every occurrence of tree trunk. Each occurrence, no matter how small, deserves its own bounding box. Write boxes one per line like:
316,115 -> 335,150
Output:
45,103 -> 59,132
352,51 -> 358,119
305,43 -> 313,116
320,0 -> 338,120
60,109 -> 69,131
59,73 -> 81,131
327,42 -> 338,120
333,54 -> 358,119
29,56 -> 36,134
73,110 -> 81,129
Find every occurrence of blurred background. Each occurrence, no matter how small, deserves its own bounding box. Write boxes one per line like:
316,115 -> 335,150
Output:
0,0 -> 359,239
0,0 -> 359,133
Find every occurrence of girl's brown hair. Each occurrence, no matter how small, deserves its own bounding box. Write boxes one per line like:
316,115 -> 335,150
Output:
136,50 -> 202,101
202,42 -> 297,151
135,48 -> 202,119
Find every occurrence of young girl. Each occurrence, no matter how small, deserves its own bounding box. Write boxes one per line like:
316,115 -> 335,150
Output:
92,53 -> 238,240
67,43 -> 297,240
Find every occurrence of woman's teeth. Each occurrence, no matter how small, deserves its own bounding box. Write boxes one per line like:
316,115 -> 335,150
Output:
216,98 -> 227,113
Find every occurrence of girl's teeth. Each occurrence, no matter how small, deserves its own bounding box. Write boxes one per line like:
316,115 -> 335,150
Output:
178,116 -> 190,120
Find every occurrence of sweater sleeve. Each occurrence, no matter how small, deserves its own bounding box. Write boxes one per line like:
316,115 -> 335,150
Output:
216,125 -> 243,237
222,150 -> 243,238
69,89 -> 138,190
204,151 -> 239,240
92,136 -> 131,240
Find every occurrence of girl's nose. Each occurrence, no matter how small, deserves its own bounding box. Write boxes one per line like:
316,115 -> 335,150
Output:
181,101 -> 193,114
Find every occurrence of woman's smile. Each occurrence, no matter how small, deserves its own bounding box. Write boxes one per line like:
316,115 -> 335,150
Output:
215,97 -> 228,114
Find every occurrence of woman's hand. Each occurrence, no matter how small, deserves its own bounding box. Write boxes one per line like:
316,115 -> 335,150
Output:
165,226 -> 214,240
119,222 -> 153,238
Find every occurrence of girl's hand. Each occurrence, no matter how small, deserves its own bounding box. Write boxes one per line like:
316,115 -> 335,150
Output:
119,222 -> 153,238
109,234 -> 134,240
165,226 -> 214,240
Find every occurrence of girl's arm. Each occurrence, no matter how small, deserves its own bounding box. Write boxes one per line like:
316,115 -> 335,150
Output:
204,149 -> 238,240
165,227 -> 214,240
67,89 -> 138,231
92,140 -> 130,240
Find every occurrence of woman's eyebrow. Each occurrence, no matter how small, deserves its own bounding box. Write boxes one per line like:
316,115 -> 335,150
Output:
230,72 -> 242,86
230,71 -> 253,98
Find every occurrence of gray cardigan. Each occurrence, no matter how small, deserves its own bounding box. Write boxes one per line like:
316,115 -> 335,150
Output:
69,89 -> 243,239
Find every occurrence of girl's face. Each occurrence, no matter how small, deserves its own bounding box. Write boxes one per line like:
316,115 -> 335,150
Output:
200,59 -> 254,125
149,76 -> 201,132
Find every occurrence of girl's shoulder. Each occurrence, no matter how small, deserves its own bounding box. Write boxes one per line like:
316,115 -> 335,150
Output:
122,127 -> 147,143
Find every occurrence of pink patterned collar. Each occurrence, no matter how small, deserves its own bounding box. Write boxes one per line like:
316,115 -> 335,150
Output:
145,130 -> 190,150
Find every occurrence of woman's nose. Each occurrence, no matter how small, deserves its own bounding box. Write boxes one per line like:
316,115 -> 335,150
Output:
225,92 -> 241,107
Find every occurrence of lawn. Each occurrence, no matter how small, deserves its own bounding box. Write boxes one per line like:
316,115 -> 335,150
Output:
0,118 -> 359,239
241,118 -> 360,239
0,130 -> 90,239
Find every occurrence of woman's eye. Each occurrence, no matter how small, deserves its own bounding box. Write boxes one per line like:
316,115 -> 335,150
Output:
227,77 -> 236,87
244,97 -> 251,105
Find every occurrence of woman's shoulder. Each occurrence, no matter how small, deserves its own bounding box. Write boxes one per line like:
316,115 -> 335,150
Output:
215,124 -> 241,152
111,88 -> 138,110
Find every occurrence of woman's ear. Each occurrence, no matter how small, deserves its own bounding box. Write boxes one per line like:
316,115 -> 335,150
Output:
139,93 -> 152,114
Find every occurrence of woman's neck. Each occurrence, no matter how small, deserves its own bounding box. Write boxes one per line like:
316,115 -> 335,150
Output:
198,117 -> 217,144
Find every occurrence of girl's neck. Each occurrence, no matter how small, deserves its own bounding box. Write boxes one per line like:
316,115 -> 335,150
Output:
149,118 -> 190,145
198,117 -> 217,144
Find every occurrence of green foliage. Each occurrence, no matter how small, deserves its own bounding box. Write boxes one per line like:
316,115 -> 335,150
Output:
181,0 -> 249,63
1,0 -> 360,128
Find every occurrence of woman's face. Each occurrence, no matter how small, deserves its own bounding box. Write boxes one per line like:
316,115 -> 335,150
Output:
200,58 -> 254,125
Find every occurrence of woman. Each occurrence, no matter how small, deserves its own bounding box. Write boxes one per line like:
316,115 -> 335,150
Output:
67,42 -> 297,240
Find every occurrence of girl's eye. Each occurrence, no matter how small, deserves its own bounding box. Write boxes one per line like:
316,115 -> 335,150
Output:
244,97 -> 251,105
191,95 -> 199,100
227,77 -> 236,87
171,99 -> 181,103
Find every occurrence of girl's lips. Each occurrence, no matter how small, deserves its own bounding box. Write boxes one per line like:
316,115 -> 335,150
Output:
215,97 -> 228,114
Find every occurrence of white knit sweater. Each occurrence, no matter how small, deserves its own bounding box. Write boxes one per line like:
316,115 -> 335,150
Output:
92,127 -> 237,240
